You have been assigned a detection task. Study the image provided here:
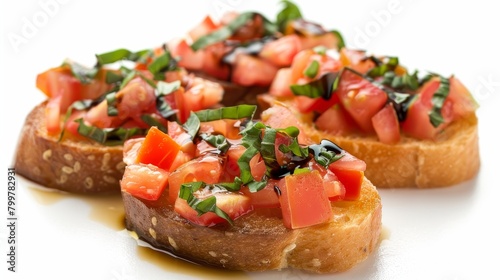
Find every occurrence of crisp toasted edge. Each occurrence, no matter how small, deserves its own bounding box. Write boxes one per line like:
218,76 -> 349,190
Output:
14,102 -> 124,194
122,177 -> 382,273
260,96 -> 480,188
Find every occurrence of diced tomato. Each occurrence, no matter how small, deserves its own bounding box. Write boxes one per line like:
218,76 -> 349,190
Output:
294,93 -> 340,114
36,66 -> 82,106
315,103 -> 359,136
240,180 -> 280,208
168,151 -> 194,173
307,161 -> 346,201
371,103 -> 401,144
175,77 -> 224,123
174,190 -> 252,227
80,69 -> 112,100
224,145 -> 246,180
330,169 -> 363,201
135,127 -> 181,170
120,163 -> 170,201
188,15 -> 219,42
231,53 -> 279,87
123,138 -> 145,165
168,38 -> 205,70
328,152 -> 366,201
64,110 -> 86,137
168,155 -> 223,203
329,151 -> 366,172
116,77 -> 156,121
259,34 -> 302,67
322,170 -> 345,201
336,69 -> 388,133
44,95 -> 63,135
199,119 -> 241,140
84,100 -> 120,128
261,105 -> 309,144
269,68 -> 294,97
37,66 -> 83,132
401,78 -> 454,140
202,43 -> 231,81
447,77 -> 479,118
277,170 -> 333,229
250,155 -> 266,181
290,49 -> 342,84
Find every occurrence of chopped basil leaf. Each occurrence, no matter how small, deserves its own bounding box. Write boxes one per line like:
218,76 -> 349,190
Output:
183,112 -> 201,139
63,60 -> 98,84
147,51 -> 177,79
105,71 -> 123,84
367,56 -> 399,78
330,30 -> 346,49
200,133 -> 230,155
247,180 -> 267,193
293,167 -> 310,175
95,48 -> 152,65
308,140 -> 344,168
216,178 -> 243,191
429,76 -> 450,127
238,121 -> 266,184
119,70 -> 137,90
75,118 -> 145,146
140,115 -> 168,133
382,71 -> 420,91
195,105 -> 257,122
155,97 -> 177,120
303,60 -> 319,79
191,12 -> 276,51
156,80 -> 181,95
105,92 -> 118,116
276,0 -> 303,33
278,138 -> 308,158
179,182 -> 233,225
290,72 -> 339,100
260,128 -> 279,176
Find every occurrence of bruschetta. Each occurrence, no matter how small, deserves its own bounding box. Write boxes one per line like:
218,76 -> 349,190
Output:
121,105 -> 382,273
261,47 -> 480,188
168,1 -> 343,89
15,47 -> 224,193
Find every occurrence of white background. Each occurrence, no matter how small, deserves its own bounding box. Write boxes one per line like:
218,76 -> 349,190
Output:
1,0 -> 500,279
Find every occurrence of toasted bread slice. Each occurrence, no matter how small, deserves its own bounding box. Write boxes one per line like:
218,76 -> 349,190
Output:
14,102 -> 125,194
122,177 -> 381,273
259,97 -> 480,188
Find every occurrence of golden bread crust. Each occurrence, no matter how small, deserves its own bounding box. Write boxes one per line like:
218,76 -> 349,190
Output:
14,102 -> 124,194
122,178 -> 382,273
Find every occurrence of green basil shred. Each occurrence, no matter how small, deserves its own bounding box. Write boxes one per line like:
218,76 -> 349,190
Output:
290,72 -> 339,99
429,76 -> 451,127
178,182 -> 234,225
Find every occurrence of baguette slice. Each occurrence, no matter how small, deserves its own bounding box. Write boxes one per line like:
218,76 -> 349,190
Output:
122,177 -> 382,273
14,102 -> 125,194
259,96 -> 480,188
